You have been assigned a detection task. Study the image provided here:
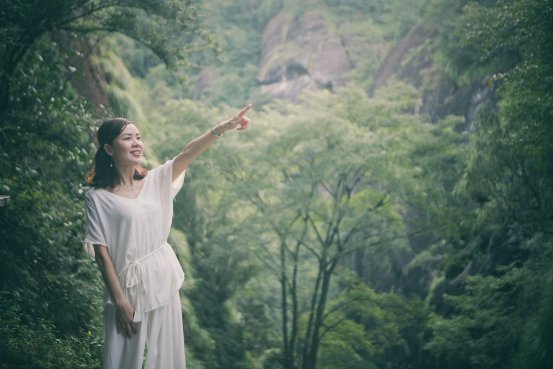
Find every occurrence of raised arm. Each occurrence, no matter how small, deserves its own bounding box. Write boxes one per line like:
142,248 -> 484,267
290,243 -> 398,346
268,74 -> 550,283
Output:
172,104 -> 251,181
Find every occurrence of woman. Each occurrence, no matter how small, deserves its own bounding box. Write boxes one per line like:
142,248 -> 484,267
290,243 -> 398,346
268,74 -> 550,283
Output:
84,105 -> 251,369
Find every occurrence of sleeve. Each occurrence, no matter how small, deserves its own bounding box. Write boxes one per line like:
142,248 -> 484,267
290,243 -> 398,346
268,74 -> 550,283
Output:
154,158 -> 186,199
151,159 -> 185,239
83,192 -> 107,258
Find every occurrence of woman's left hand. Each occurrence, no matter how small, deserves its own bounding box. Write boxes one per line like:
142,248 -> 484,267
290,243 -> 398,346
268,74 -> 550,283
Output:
220,104 -> 252,132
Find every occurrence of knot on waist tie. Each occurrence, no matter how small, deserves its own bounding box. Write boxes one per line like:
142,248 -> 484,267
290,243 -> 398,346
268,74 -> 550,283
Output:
125,261 -> 147,293
123,243 -> 169,294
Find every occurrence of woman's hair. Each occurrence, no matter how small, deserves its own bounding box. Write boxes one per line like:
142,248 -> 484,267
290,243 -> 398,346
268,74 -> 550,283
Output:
87,118 -> 147,188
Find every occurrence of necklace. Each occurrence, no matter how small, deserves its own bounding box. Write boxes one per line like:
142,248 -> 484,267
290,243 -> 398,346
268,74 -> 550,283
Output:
120,183 -> 136,190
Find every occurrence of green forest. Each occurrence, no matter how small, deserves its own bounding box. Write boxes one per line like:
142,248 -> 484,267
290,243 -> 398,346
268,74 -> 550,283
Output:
1,0 -> 552,368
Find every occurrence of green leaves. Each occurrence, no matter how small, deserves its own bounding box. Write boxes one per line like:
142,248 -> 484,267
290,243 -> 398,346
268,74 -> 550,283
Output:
0,296 -> 102,369
426,266 -> 531,369
0,0 -> 213,110
321,284 -> 428,369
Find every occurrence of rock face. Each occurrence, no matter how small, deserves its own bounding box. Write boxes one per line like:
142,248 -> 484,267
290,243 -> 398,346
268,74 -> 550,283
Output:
257,11 -> 352,101
52,31 -> 109,110
194,67 -> 217,99
370,22 -> 495,124
370,23 -> 435,96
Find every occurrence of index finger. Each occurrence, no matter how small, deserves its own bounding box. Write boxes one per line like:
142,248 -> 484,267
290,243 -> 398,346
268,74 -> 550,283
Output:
238,104 -> 252,117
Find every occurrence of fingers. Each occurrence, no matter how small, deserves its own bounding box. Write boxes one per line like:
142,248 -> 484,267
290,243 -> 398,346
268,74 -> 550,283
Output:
116,317 -> 131,338
119,319 -> 132,338
236,104 -> 251,130
123,320 -> 134,338
221,104 -> 251,132
116,307 -> 136,338
238,103 -> 252,117
237,117 -> 250,130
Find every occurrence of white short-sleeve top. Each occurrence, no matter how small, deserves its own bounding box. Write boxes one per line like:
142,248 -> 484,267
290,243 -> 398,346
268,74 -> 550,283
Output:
83,159 -> 185,321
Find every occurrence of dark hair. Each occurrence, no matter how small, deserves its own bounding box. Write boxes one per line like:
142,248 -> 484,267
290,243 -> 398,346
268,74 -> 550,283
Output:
87,118 -> 147,188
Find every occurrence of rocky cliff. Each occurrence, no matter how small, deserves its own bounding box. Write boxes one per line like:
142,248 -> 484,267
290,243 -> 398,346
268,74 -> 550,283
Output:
370,22 -> 495,124
53,32 -> 110,110
257,11 -> 353,101
254,8 -> 493,124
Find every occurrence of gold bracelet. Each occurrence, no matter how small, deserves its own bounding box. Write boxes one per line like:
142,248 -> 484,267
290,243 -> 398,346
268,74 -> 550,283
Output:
210,127 -> 223,137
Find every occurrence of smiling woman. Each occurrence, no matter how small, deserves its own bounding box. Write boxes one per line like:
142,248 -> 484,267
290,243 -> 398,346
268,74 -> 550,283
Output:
83,105 -> 252,369
87,118 -> 148,192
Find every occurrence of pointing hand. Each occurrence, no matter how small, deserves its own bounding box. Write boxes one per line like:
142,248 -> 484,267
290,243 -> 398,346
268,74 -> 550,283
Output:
223,104 -> 252,131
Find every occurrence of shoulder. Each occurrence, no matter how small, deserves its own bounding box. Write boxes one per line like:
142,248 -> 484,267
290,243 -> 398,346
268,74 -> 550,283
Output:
155,159 -> 174,171
85,187 -> 100,198
85,187 -> 106,204
148,159 -> 174,179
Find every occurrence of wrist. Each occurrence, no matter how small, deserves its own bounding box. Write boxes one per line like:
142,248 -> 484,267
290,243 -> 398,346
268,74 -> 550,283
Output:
114,294 -> 128,308
211,121 -> 229,137
210,126 -> 224,137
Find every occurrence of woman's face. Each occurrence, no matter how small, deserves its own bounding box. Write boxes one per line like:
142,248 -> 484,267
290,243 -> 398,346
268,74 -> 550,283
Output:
104,124 -> 144,167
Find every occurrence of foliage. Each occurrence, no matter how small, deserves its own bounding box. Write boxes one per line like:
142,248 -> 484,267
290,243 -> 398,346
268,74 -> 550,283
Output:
193,84 -> 462,369
0,0 -> 211,111
0,296 -> 102,369
320,283 -> 428,369
2,0 -> 552,368
423,1 -> 553,368
0,36 -> 103,367
426,266 -> 531,369
460,0 -> 553,231
514,244 -> 553,369
0,0 -> 210,366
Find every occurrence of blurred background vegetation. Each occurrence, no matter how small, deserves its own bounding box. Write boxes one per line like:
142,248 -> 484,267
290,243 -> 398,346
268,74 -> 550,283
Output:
1,0 -> 552,368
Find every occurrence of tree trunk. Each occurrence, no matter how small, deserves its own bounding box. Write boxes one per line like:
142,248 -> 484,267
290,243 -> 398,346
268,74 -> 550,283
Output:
301,263 -> 324,368
290,242 -> 300,367
280,239 -> 293,369
303,267 -> 333,369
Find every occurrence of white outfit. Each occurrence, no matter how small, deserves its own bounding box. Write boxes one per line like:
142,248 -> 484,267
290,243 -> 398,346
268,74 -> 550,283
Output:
84,159 -> 186,369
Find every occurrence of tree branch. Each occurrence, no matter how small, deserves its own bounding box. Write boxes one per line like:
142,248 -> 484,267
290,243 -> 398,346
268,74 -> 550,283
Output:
306,213 -> 325,247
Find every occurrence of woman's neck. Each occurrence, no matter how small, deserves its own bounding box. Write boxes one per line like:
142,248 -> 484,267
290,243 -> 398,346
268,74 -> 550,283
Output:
116,165 -> 138,186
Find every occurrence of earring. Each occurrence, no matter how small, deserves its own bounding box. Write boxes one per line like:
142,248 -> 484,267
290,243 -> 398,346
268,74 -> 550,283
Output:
109,157 -> 113,167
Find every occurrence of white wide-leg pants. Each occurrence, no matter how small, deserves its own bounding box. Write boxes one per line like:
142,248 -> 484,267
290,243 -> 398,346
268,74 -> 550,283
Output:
102,292 -> 186,369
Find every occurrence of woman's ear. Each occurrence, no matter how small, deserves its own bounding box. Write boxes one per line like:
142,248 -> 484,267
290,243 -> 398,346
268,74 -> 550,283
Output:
103,143 -> 113,156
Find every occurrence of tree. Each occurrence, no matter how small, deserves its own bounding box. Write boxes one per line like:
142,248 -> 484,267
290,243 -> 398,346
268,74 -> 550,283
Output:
0,0 -> 211,366
0,36 -> 104,367
216,85 -> 442,369
459,0 -> 553,233
426,266 -> 531,369
0,0 -> 210,112
319,283 -> 428,369
424,1 -> 553,368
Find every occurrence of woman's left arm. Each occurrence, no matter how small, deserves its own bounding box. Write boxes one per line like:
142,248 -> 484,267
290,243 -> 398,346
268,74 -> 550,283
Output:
172,104 -> 251,181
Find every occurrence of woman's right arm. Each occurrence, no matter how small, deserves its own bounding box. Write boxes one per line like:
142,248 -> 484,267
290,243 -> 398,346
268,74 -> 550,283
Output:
172,104 -> 251,181
93,244 -> 136,338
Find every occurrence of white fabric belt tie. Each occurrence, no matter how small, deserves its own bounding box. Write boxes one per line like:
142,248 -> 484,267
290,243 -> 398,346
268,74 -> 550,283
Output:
124,243 -> 169,294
